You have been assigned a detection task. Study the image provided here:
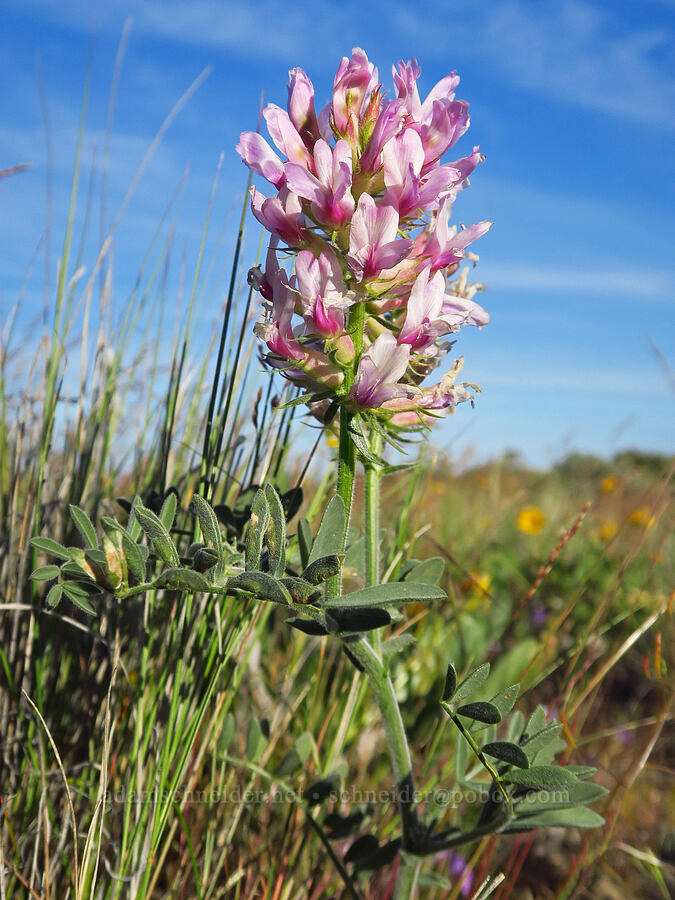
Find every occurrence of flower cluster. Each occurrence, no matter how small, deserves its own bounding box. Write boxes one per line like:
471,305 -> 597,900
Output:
237,48 -> 491,428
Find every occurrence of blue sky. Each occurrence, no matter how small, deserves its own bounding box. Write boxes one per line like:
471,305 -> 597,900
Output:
1,0 -> 673,467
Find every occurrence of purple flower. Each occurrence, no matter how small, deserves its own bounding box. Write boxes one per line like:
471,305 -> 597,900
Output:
347,193 -> 413,282
350,333 -> 413,407
285,139 -> 355,229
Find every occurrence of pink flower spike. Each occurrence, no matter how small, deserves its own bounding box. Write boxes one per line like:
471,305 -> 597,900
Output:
236,132 -> 285,186
350,333 -> 412,407
250,186 -> 309,246
295,247 -> 352,338
263,104 -> 314,169
347,193 -> 413,282
287,67 -> 320,147
285,138 -> 355,229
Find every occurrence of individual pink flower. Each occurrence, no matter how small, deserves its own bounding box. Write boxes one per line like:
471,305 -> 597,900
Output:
382,128 -> 459,219
423,198 -> 492,272
392,59 -> 470,171
263,104 -> 314,169
358,99 -> 407,173
295,248 -> 353,338
440,293 -> 490,329
287,67 -> 320,148
331,47 -> 379,143
350,333 -> 413,407
254,261 -> 304,362
347,193 -> 413,282
250,186 -> 310,246
285,139 -> 355,228
236,132 -> 286,187
397,267 -> 447,351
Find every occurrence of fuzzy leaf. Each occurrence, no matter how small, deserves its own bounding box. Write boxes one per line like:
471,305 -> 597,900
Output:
68,504 -> 98,549
121,531 -> 146,582
473,684 -> 520,733
285,617 -> 329,636
155,567 -> 211,592
521,723 -> 563,763
297,517 -> 313,569
245,490 -> 270,571
452,663 -> 491,705
191,494 -> 224,569
279,577 -> 322,605
405,557 -> 445,586
503,765 -> 580,790
515,779 -> 608,814
308,495 -> 346,564
524,706 -> 547,739
264,484 -> 286,578
30,536 -> 72,561
228,571 -> 291,605
46,584 -> 63,608
305,775 -> 340,806
331,607 -> 391,633
159,492 -> 178,530
30,565 -> 60,582
482,741 -> 530,769
134,503 -> 180,567
62,583 -> 97,615
246,718 -> 263,762
442,663 -> 458,701
506,806 -> 605,831
381,633 -> 416,663
456,701 -> 502,724
323,581 -> 445,609
302,554 -> 342,585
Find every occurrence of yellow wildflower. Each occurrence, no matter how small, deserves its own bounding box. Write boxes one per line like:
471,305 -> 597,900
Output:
325,432 -> 339,449
598,519 -> 618,541
517,506 -> 546,535
600,476 -> 617,494
629,507 -> 655,529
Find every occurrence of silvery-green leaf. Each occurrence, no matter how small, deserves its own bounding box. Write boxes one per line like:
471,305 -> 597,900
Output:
68,504 -> 98,549
452,663 -> 491,705
308,495 -> 345,564
264,484 -> 286,578
323,581 -> 445,609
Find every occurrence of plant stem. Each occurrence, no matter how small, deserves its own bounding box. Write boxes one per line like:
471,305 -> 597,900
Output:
364,429 -> 382,587
326,409 -> 356,600
394,856 -> 421,900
